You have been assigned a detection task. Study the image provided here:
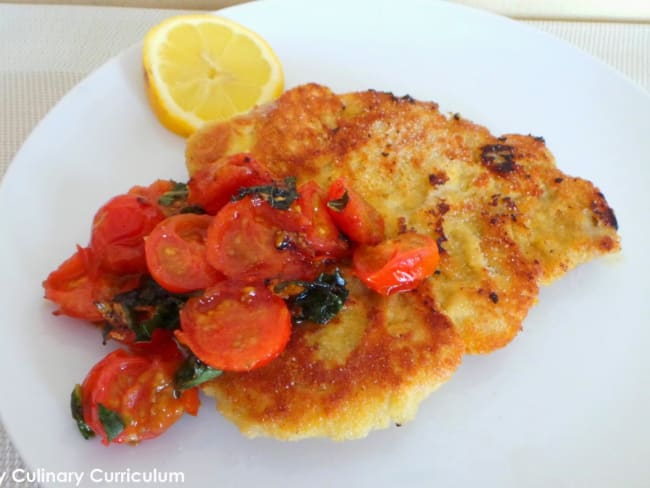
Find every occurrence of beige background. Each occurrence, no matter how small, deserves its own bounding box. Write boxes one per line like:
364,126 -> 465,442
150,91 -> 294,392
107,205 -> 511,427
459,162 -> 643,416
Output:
4,0 -> 248,8
1,0 -> 650,19
1,1 -> 649,485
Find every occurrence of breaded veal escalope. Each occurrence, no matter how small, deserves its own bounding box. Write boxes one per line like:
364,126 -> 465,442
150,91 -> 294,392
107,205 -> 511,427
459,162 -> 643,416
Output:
185,83 -> 620,440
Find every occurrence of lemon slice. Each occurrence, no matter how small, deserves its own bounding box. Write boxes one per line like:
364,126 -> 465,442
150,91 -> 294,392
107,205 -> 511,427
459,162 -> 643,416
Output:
143,14 -> 284,137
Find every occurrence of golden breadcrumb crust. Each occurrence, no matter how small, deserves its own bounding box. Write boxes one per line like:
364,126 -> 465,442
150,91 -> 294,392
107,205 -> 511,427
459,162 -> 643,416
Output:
188,83 -> 620,439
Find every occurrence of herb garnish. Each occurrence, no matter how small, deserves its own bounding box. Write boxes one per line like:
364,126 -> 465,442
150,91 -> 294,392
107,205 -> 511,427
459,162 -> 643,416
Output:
275,269 -> 349,324
158,181 -> 189,206
97,404 -> 124,442
326,191 -> 349,212
174,354 -> 222,394
70,384 -> 95,440
179,205 -> 206,215
97,277 -> 192,342
233,176 -> 298,210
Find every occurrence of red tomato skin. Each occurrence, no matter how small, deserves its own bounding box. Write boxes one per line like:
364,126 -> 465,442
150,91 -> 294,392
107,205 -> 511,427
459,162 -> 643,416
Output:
297,181 -> 350,258
80,345 -> 198,445
205,197 -> 314,283
188,154 -> 273,215
145,214 -> 222,293
128,329 -> 184,363
180,388 -> 201,416
128,179 -> 173,205
43,246 -> 141,322
326,178 -> 385,245
43,248 -> 102,321
353,233 -> 440,295
175,282 -> 292,372
91,194 -> 165,274
81,349 -> 151,445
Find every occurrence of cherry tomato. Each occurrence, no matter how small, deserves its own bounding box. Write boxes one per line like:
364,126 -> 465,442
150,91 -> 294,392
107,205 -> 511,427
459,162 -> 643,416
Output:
128,179 -> 178,214
188,154 -> 273,215
145,214 -> 222,293
205,197 -> 314,283
91,194 -> 165,274
326,178 -> 385,245
128,329 -> 184,363
80,347 -> 199,445
353,233 -> 440,295
43,246 -> 140,322
175,282 -> 292,372
128,179 -> 173,203
297,181 -> 350,258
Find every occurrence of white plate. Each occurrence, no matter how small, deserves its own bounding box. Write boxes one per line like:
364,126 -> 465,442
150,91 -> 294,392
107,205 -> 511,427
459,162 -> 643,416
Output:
1,0 -> 649,486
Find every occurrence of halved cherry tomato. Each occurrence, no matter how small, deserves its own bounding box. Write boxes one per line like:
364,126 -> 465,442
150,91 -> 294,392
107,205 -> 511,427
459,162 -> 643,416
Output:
297,181 -> 350,258
43,247 -> 102,321
80,346 -> 199,445
353,233 -> 440,295
175,282 -> 292,372
326,178 -> 385,245
43,246 -> 140,322
145,214 -> 222,293
205,197 -> 314,283
91,194 -> 165,274
188,154 -> 273,215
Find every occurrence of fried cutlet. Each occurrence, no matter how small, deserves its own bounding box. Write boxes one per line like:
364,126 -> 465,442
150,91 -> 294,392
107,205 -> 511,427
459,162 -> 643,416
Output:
187,83 -> 620,439
204,270 -> 463,440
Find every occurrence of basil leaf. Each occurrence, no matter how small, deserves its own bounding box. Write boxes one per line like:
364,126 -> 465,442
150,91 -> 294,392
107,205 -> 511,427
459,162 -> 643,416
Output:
233,176 -> 298,210
112,277 -> 187,309
158,181 -> 189,206
326,191 -> 349,212
133,299 -> 181,342
97,404 -> 125,443
275,269 -> 349,325
98,277 -> 191,342
179,205 -> 206,215
70,384 -> 95,440
174,355 -> 222,393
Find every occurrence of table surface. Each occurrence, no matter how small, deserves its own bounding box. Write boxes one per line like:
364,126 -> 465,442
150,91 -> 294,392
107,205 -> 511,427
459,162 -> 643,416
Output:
1,2 -> 649,485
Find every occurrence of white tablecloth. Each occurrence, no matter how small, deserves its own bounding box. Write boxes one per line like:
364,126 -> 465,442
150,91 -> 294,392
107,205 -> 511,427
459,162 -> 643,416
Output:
1,2 -> 648,484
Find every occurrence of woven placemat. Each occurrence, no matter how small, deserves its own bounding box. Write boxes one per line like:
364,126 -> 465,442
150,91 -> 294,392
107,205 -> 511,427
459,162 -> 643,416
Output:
1,4 -> 648,485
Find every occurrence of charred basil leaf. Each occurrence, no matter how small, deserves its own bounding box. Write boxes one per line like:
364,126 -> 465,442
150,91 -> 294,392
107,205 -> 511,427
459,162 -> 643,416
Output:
233,176 -> 298,210
179,205 -> 206,215
70,384 -> 95,440
275,269 -> 349,325
98,277 -> 192,342
100,323 -> 114,346
158,181 -> 189,206
326,191 -> 349,212
97,403 -> 124,443
174,354 -> 222,394
134,299 -> 183,341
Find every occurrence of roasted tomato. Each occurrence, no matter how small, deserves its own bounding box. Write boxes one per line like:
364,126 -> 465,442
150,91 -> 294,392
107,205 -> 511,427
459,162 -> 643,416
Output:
175,282 -> 291,372
187,154 -> 273,215
325,177 -> 385,245
128,179 -> 189,216
205,196 -> 314,283
128,179 -> 174,205
79,340 -> 199,445
90,194 -> 165,274
43,246 -> 140,322
297,181 -> 349,258
353,233 -> 440,295
145,214 -> 222,293
129,329 -> 190,365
